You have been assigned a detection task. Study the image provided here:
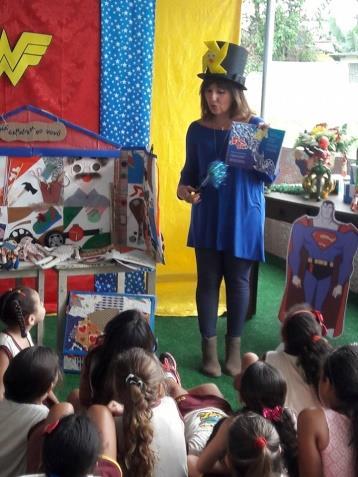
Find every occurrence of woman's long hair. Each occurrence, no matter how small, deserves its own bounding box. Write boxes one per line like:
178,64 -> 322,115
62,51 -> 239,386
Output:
112,347 -> 165,477
323,344 -> 358,476
199,78 -> 255,122
240,361 -> 298,477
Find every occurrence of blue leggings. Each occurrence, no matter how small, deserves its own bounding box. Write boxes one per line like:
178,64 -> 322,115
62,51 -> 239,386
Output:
195,248 -> 253,338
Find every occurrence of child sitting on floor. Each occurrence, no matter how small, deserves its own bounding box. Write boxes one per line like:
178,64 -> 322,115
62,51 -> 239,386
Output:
20,413 -> 123,477
196,361 -> 298,477
77,309 -> 157,409
297,344 -> 358,477
226,411 -> 285,477
0,346 -> 72,477
240,303 -> 332,415
0,287 -> 48,399
112,347 -> 188,477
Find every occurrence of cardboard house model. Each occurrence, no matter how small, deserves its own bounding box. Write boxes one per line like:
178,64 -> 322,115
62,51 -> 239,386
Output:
0,105 -> 163,264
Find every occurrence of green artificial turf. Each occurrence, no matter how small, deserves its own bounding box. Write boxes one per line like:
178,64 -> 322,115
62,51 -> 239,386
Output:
46,257 -> 358,408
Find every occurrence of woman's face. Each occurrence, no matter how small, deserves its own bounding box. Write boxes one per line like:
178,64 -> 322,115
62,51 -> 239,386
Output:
204,83 -> 232,116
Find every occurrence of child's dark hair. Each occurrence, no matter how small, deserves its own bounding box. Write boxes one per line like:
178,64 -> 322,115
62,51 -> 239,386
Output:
240,361 -> 298,477
228,412 -> 283,477
323,344 -> 358,477
43,414 -> 101,477
113,347 -> 164,477
282,304 -> 332,392
0,287 -> 39,337
89,309 -> 156,404
4,346 -> 59,403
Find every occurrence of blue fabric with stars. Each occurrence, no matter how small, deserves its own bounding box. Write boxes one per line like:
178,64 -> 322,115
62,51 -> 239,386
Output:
97,0 -> 155,294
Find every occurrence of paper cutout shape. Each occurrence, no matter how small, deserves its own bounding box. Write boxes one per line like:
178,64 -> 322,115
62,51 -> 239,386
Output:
112,149 -> 164,263
202,41 -> 229,74
279,200 -> 358,337
4,156 -> 64,206
63,156 -> 114,207
0,30 -> 52,86
4,206 -> 63,244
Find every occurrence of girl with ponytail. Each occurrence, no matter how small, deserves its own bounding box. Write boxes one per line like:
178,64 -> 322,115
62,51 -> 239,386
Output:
298,344 -> 358,477
197,361 -> 298,477
0,287 -> 46,399
112,347 -> 188,477
240,303 -> 332,415
227,412 -> 284,477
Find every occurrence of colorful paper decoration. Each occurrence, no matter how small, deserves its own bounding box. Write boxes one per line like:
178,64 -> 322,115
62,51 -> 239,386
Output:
63,290 -> 155,372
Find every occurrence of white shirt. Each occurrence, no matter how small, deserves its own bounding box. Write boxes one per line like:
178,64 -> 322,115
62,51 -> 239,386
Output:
116,396 -> 188,477
265,349 -> 321,415
0,331 -> 34,358
0,399 -> 48,477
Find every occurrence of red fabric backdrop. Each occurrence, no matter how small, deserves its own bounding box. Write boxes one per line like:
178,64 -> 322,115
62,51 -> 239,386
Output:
0,0 -> 101,311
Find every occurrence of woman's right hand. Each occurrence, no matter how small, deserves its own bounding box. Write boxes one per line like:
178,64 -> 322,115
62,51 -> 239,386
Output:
177,184 -> 201,204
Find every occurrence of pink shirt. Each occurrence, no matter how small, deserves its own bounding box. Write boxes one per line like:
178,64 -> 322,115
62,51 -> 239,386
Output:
321,409 -> 355,477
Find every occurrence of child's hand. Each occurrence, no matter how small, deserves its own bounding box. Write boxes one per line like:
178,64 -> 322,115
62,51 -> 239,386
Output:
107,400 -> 124,416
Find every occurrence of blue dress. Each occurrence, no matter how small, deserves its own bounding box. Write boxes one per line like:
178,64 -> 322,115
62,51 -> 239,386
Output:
179,118 -> 265,262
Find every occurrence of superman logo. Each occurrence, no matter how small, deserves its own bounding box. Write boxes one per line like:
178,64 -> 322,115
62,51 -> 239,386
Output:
312,230 -> 337,249
0,30 -> 52,86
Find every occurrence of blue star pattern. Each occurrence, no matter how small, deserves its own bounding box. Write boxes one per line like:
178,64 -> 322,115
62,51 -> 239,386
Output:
100,0 -> 155,147
95,272 -> 118,293
98,0 -> 155,294
125,270 -> 146,294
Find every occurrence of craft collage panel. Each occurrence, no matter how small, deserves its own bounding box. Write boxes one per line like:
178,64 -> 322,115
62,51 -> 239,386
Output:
63,290 -> 155,372
4,156 -> 64,207
0,157 -> 6,206
0,156 -> 114,249
113,149 -> 164,263
5,206 -> 63,245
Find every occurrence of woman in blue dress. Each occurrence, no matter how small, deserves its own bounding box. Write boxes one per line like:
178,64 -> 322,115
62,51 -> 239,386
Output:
177,41 -> 266,377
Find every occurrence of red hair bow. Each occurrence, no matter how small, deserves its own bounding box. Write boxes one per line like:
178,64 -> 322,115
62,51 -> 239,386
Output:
254,436 -> 267,449
312,310 -> 327,336
262,405 -> 283,422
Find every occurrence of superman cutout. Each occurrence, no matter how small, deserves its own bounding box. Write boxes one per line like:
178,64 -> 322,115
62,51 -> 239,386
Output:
279,200 -> 358,337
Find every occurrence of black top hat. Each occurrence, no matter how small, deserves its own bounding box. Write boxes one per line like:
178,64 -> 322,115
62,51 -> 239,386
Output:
198,41 -> 248,90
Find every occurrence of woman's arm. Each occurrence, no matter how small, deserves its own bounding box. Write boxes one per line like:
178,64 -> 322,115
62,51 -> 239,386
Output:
297,408 -> 328,477
196,417 -> 232,475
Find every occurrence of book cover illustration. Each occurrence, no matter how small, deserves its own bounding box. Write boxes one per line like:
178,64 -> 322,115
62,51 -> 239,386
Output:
226,122 -> 285,183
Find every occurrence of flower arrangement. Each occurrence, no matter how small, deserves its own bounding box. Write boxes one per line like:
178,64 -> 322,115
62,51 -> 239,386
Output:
295,123 -> 356,157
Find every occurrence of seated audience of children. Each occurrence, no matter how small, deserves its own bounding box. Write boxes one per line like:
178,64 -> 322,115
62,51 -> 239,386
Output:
3,297 -> 358,477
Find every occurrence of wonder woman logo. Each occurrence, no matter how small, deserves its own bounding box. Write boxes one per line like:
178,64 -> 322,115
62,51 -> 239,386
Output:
0,30 -> 52,86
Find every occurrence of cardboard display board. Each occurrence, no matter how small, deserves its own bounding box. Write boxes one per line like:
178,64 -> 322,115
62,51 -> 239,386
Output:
63,290 -> 155,372
0,105 -> 164,265
279,200 -> 358,337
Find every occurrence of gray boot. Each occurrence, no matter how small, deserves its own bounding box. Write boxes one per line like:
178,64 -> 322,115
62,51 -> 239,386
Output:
224,336 -> 241,376
201,336 -> 221,377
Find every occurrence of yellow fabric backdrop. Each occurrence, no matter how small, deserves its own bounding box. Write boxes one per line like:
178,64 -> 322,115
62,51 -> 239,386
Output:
151,0 -> 242,316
